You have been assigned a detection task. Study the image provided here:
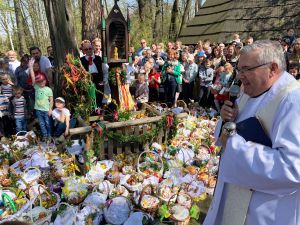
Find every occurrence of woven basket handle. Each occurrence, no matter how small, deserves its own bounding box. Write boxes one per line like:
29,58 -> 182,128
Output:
2,192 -> 17,213
137,151 -> 164,176
15,131 -> 28,138
138,184 -> 154,206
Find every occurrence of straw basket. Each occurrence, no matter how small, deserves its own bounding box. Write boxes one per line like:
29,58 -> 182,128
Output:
137,150 -> 164,177
139,184 -> 160,214
167,192 -> 192,225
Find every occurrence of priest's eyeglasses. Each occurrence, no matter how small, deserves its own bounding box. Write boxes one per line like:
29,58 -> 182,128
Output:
236,62 -> 271,75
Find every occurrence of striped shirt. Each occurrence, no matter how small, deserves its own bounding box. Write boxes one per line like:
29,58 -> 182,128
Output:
0,95 -> 9,118
0,84 -> 13,98
13,96 -> 25,118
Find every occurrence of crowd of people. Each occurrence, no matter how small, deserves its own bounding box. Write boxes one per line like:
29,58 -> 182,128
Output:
0,28 -> 299,140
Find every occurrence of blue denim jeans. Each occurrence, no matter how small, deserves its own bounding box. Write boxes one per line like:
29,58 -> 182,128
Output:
15,117 -> 27,133
36,110 -> 52,138
53,121 -> 66,137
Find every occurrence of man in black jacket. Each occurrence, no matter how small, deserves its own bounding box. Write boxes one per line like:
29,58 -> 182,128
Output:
80,40 -> 104,107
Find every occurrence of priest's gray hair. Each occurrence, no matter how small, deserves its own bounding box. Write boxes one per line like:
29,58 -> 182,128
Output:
240,40 -> 286,71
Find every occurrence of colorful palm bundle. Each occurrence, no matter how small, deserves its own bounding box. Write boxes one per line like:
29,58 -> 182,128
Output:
109,66 -> 135,112
62,54 -> 97,120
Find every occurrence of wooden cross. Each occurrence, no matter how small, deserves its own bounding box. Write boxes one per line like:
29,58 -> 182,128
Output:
114,0 -> 119,4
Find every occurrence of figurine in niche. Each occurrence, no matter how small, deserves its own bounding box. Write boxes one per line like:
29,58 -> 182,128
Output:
114,47 -> 118,60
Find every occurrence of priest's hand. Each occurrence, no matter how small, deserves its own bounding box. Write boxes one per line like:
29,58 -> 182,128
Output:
221,100 -> 238,122
219,133 -> 229,149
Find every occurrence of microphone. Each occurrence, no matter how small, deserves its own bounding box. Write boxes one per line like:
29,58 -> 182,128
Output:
229,84 -> 240,107
219,84 -> 240,138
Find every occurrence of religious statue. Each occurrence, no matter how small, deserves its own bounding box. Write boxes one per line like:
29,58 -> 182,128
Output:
113,47 -> 118,60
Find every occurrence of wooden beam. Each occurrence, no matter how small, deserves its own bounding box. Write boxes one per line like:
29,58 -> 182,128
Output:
69,113 -> 188,136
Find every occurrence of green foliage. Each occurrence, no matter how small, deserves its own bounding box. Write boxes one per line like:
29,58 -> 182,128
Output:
118,110 -> 132,122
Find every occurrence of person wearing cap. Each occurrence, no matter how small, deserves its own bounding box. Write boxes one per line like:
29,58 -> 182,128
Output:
195,51 -> 206,67
29,58 -> 53,141
52,97 -> 70,138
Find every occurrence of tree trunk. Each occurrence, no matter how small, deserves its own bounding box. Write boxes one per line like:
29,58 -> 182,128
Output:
153,0 -> 162,41
179,0 -> 191,35
137,0 -> 152,22
19,1 -> 35,46
27,0 -> 40,46
13,0 -> 27,53
43,0 -> 79,96
169,0 -> 179,41
0,13 -> 14,50
197,0 -> 201,11
81,0 -> 101,41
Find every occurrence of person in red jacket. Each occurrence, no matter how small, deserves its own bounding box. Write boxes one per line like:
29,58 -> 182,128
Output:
148,67 -> 161,102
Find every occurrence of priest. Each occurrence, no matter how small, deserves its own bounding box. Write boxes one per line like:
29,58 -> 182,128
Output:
204,40 -> 300,225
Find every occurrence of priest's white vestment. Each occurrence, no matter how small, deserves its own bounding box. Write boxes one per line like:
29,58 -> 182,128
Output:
203,72 -> 300,225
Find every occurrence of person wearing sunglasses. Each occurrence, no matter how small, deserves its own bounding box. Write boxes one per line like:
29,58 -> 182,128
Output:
204,40 -> 300,225
135,39 -> 150,57
80,40 -> 104,108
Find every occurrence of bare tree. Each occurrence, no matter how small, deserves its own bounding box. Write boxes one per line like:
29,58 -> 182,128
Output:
81,0 -> 101,41
153,0 -> 162,41
169,0 -> 179,41
0,9 -> 14,50
136,0 -> 152,22
179,0 -> 191,35
13,0 -> 27,53
43,0 -> 78,95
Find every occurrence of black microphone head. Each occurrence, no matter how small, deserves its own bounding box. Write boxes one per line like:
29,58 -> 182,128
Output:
229,84 -> 240,105
229,84 -> 240,97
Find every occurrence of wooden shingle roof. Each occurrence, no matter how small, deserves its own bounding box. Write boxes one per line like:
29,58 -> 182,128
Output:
178,0 -> 300,44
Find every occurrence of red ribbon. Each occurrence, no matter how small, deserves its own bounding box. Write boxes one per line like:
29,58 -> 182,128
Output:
167,115 -> 173,127
88,56 -> 93,65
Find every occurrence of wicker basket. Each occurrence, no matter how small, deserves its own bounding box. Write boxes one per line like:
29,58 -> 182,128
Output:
139,184 -> 160,214
137,151 -> 164,177
167,193 -> 192,225
0,192 -> 30,222
34,184 -> 60,212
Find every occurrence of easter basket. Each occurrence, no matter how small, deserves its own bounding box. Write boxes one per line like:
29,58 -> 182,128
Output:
139,184 -> 160,214
137,151 -> 164,178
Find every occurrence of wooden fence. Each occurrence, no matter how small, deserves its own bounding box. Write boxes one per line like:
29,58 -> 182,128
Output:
69,111 -> 188,159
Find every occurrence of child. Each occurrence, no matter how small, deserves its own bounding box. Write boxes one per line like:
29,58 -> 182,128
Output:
0,74 -> 14,98
0,93 -> 9,137
52,97 -> 70,138
135,73 -> 149,104
10,86 -> 27,132
148,67 -> 161,102
30,58 -> 53,140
